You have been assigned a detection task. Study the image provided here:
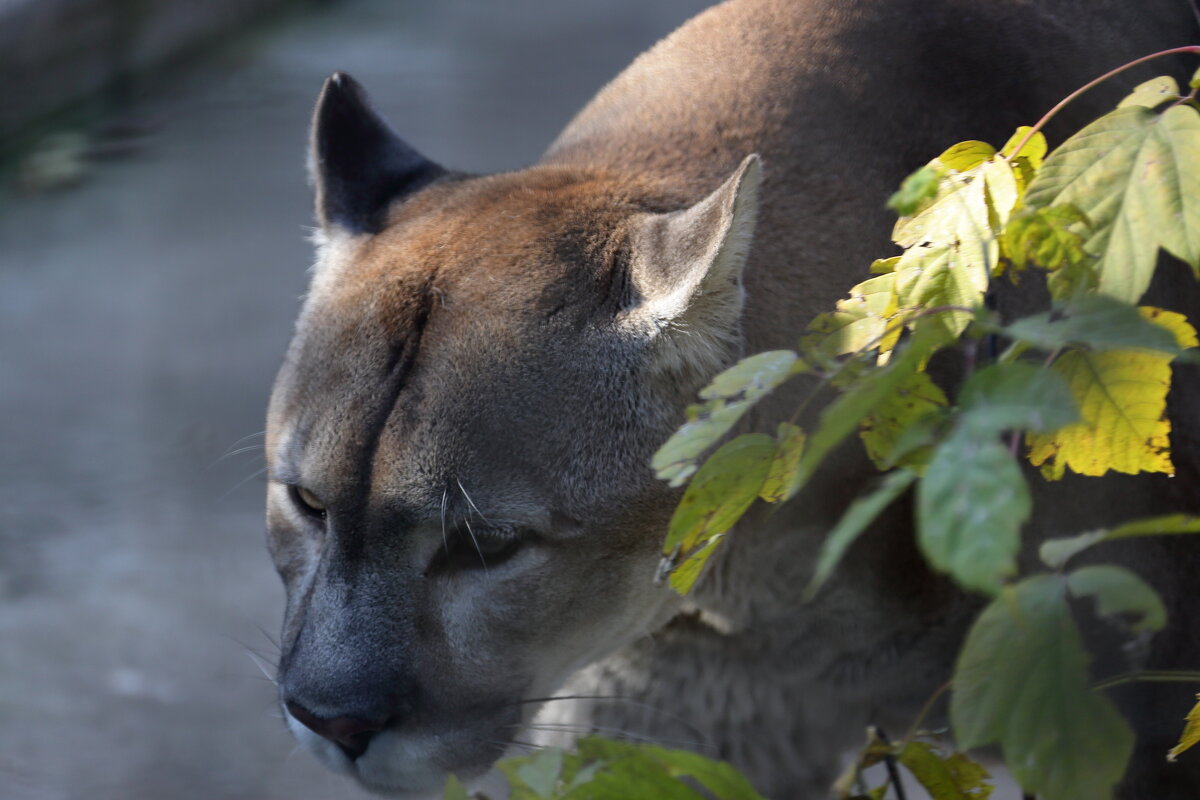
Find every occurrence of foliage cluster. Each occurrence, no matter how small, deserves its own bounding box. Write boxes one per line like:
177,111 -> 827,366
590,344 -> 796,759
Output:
448,55 -> 1200,800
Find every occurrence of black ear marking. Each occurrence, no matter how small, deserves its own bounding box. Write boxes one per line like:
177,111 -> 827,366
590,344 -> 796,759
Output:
310,72 -> 445,234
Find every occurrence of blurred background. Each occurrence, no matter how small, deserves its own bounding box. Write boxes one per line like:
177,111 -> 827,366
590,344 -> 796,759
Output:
0,1 -> 712,797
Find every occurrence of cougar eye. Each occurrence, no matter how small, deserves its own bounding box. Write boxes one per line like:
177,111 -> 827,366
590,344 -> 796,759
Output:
427,527 -> 528,574
289,485 -> 327,521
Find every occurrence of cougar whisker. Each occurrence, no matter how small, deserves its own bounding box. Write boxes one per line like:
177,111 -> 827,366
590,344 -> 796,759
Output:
440,485 -> 450,555
513,693 -> 709,742
456,478 -> 492,524
222,464 -> 269,499
522,722 -> 709,750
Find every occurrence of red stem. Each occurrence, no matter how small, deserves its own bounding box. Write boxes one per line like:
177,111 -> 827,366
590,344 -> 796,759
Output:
1005,46 -> 1200,161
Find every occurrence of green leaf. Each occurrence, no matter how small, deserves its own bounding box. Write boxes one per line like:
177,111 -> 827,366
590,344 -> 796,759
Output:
516,748 -> 565,798
936,141 -> 996,172
793,325 -> 945,496
982,158 -> 1019,236
802,274 -> 899,362
871,255 -> 901,274
1002,295 -> 1181,355
1105,513 -> 1200,538
574,738 -> 765,800
890,156 -> 1017,339
568,759 -> 706,800
941,752 -> 995,800
951,575 -> 1134,800
888,165 -> 945,216
760,422 -> 807,503
918,426 -> 1027,595
1168,696 -> 1200,762
859,369 -> 948,468
1025,105 -> 1200,302
1000,127 -> 1047,195
956,363 -> 1077,434
897,741 -> 993,800
1117,76 -> 1181,109
1066,564 -> 1167,632
805,470 -> 917,599
443,774 -> 473,800
892,167 -> 993,339
652,402 -> 750,487
664,434 -> 775,556
700,350 -> 801,400
653,350 -> 799,485
1039,513 -> 1200,568
883,406 -> 952,471
1001,205 -> 1091,286
1192,66 -> 1200,90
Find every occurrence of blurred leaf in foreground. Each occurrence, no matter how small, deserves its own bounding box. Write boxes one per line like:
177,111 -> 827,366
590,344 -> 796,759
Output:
1040,514 -> 1200,569
952,575 -> 1133,800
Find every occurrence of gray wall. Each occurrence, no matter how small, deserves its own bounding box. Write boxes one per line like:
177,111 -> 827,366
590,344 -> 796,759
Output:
0,0 -> 295,144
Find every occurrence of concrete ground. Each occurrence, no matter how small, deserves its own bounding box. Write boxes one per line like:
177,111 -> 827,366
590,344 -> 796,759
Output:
0,1 -> 710,798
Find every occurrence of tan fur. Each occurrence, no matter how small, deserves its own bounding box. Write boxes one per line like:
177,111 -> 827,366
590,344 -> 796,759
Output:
267,1 -> 1200,796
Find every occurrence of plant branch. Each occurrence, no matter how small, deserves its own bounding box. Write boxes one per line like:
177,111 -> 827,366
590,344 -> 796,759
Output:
1006,46 -> 1200,161
903,680 -> 953,744
875,728 -> 908,800
1094,670 -> 1200,692
786,305 -> 973,427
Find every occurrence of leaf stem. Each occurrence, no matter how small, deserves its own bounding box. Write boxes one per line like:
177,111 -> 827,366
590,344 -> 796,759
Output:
874,728 -> 908,800
787,305 -> 972,427
1170,85 -> 1200,109
1093,670 -> 1200,692
1005,46 -> 1200,161
902,680 -> 953,744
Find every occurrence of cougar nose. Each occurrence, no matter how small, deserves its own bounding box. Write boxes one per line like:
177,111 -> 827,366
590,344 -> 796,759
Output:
286,701 -> 387,761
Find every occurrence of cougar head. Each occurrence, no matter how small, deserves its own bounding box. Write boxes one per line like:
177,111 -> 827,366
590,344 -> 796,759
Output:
265,73 -> 760,795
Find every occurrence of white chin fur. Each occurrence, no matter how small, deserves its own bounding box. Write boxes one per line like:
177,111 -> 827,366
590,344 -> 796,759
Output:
284,706 -> 451,797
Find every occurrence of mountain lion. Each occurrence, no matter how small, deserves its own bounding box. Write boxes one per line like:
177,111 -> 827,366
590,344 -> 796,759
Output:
265,0 -> 1200,796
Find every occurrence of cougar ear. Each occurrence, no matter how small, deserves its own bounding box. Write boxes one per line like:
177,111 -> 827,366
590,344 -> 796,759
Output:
309,72 -> 444,234
624,155 -> 761,341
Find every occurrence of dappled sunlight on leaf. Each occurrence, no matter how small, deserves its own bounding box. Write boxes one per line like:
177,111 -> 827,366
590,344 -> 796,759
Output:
1025,104 -> 1200,302
652,350 -> 799,486
759,422 -> 807,503
1026,307 -> 1197,478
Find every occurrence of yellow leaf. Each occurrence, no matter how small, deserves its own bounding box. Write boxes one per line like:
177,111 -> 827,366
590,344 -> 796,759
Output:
668,535 -> 723,595
1168,694 -> 1200,762
892,161 -> 995,341
833,728 -> 894,800
898,741 -> 994,800
1026,307 -> 1196,478
1140,307 -> 1200,349
760,422 -> 807,503
1000,126 -> 1048,169
871,256 -> 901,274
802,274 -> 901,361
936,141 -> 997,172
859,370 -> 948,469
